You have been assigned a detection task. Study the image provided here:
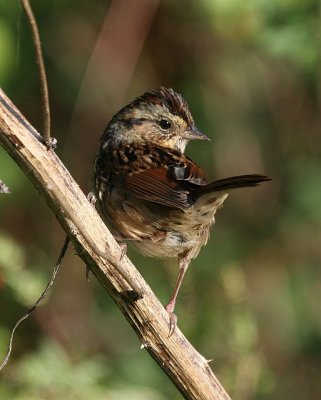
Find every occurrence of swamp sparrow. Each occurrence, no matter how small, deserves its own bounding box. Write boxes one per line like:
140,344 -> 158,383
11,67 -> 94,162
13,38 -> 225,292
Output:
93,87 -> 269,334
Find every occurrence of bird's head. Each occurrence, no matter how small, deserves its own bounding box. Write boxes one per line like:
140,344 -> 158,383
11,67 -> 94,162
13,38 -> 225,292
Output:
102,87 -> 209,153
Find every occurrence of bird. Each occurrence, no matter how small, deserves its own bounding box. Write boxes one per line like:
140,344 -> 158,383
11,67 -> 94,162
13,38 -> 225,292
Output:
92,87 -> 269,335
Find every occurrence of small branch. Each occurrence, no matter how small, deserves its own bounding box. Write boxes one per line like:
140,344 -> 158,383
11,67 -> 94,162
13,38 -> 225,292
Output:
0,237 -> 69,371
21,0 -> 51,147
0,88 -> 231,400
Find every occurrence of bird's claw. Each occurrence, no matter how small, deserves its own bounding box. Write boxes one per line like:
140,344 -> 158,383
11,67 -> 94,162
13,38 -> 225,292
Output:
168,313 -> 177,337
87,192 -> 97,205
165,304 -> 177,337
118,242 -> 127,260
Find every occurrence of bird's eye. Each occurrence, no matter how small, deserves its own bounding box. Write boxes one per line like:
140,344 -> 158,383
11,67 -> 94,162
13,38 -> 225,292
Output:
159,119 -> 172,130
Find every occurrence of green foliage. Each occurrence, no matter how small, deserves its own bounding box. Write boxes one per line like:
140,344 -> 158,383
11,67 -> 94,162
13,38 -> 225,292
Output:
0,232 -> 48,305
0,340 -> 166,400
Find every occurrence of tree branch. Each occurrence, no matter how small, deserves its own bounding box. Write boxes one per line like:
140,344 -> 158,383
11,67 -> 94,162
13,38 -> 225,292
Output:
21,0 -> 51,147
0,88 -> 231,400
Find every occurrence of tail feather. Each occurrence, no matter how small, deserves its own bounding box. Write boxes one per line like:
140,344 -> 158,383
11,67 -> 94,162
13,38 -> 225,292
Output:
194,174 -> 270,197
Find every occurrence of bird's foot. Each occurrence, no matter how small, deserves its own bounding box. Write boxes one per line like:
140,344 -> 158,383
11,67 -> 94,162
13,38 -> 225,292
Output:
118,242 -> 127,260
165,303 -> 177,337
87,191 -> 96,205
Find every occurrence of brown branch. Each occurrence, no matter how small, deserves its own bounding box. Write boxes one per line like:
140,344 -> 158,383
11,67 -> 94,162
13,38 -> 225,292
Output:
21,0 -> 51,147
0,88 -> 231,400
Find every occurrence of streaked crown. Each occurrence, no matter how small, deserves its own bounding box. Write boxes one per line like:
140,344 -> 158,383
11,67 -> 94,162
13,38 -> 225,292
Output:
102,87 -> 209,152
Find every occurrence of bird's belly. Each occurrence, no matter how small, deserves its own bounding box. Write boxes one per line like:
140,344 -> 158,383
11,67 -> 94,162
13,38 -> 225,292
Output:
131,230 -> 205,258
132,193 -> 228,258
130,211 -> 215,259
101,191 -> 228,259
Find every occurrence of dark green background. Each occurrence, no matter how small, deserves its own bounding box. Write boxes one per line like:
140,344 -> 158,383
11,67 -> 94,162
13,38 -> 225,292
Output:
0,1 -> 320,399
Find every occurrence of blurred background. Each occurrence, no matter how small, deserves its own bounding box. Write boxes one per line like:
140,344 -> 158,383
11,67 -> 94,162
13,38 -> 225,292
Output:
0,0 -> 320,399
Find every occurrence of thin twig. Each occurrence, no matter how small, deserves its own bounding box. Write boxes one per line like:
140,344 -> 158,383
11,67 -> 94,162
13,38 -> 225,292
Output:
0,236 -> 69,371
20,0 -> 52,148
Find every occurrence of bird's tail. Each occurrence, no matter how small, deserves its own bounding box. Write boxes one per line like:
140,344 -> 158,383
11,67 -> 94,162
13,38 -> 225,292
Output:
194,174 -> 270,198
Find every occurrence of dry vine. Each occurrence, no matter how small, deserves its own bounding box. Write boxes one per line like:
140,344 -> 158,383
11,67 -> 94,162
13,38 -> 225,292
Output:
20,0 -> 52,147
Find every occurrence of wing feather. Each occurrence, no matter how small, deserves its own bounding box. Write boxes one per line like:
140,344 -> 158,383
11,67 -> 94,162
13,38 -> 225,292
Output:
124,167 -> 192,210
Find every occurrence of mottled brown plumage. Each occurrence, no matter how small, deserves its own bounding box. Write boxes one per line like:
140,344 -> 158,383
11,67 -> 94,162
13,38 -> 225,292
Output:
93,87 -> 269,334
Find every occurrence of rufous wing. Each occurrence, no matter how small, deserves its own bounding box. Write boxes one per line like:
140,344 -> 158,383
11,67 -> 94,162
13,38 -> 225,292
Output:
124,167 -> 192,210
123,157 -> 208,210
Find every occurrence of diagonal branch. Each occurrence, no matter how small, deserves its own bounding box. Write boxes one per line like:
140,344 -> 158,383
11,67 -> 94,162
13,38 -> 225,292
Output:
0,88 -> 231,400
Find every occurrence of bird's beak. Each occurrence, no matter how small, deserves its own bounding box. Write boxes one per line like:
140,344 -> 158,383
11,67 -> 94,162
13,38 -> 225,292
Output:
183,126 -> 210,141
